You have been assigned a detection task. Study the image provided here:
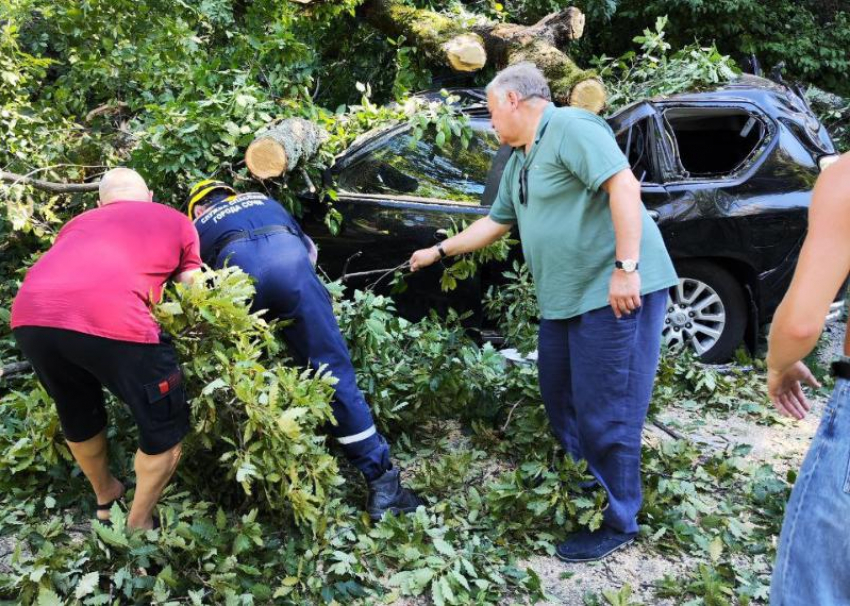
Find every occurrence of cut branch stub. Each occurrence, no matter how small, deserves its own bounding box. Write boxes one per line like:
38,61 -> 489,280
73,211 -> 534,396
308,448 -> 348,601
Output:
443,34 -> 487,72
568,79 -> 607,114
245,118 -> 327,180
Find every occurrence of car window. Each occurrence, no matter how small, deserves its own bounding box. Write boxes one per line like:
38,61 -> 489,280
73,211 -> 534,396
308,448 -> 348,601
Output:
337,121 -> 501,204
662,107 -> 768,179
615,118 -> 659,184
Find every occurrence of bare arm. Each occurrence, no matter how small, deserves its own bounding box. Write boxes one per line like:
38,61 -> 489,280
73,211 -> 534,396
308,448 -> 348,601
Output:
409,216 -> 512,272
603,169 -> 643,318
176,269 -> 200,285
766,154 -> 850,417
768,160 -> 850,370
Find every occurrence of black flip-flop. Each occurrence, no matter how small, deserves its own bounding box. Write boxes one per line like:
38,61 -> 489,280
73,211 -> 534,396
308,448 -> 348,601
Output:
95,496 -> 125,520
94,486 -> 127,526
96,497 -> 122,514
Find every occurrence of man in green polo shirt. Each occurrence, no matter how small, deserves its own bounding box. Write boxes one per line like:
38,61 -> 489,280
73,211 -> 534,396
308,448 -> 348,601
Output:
409,62 -> 678,562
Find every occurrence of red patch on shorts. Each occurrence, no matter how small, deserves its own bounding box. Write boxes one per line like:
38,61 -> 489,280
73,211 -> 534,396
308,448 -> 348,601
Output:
158,371 -> 182,395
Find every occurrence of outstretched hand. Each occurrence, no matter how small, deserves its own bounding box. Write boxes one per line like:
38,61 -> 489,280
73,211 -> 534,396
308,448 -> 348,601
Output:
767,361 -> 821,420
409,247 -> 441,272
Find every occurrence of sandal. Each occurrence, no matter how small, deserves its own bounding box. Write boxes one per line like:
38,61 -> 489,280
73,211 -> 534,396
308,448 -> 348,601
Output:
95,484 -> 127,524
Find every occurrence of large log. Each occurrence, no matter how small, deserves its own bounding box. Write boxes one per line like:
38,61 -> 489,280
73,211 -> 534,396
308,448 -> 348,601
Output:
245,118 -> 327,180
359,1 -> 605,113
475,8 -> 606,113
504,40 -> 605,113
362,0 -> 487,72
475,7 -> 586,52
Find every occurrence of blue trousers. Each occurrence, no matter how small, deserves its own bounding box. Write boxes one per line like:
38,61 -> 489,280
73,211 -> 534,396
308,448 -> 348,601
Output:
220,231 -> 390,481
770,378 -> 850,605
537,289 -> 667,533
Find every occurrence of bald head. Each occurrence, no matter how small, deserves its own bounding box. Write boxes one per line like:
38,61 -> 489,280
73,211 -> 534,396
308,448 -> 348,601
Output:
98,168 -> 151,206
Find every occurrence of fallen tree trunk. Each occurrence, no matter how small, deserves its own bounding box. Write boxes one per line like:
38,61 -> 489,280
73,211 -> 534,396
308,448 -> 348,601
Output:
359,1 -> 605,112
473,8 -> 606,113
244,118 -> 327,180
474,7 -> 586,50
492,38 -> 605,112
362,0 -> 487,72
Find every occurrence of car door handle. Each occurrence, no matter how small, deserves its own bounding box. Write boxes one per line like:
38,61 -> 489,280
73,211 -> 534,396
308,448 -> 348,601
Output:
434,229 -> 449,241
648,210 -> 660,222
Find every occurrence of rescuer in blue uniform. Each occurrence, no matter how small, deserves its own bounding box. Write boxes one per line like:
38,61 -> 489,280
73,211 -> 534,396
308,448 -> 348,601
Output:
186,180 -> 422,520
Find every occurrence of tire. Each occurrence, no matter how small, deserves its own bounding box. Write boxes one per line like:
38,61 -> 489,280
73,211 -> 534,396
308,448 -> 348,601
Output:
663,260 -> 748,363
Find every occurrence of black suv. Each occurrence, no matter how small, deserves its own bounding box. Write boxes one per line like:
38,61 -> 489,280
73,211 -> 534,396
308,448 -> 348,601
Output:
301,75 -> 843,362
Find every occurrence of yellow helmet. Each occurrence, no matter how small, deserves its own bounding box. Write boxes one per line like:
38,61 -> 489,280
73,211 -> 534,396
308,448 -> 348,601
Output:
186,179 -> 236,218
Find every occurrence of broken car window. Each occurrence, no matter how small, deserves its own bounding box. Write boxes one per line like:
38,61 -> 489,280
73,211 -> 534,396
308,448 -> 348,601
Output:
662,107 -> 767,178
337,122 -> 500,204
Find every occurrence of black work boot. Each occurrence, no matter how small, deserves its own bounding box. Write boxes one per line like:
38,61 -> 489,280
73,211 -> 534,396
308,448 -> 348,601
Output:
366,467 -> 424,521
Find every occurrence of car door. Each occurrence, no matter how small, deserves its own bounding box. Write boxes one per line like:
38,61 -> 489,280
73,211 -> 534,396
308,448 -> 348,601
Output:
650,100 -> 785,262
303,119 -> 502,323
607,101 -> 673,221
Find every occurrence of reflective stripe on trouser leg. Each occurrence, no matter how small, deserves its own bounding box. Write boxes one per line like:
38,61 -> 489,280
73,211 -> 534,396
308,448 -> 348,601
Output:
231,234 -> 392,481
337,424 -> 377,444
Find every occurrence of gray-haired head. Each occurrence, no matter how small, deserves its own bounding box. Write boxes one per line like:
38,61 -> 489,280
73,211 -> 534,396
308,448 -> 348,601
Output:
486,62 -> 551,103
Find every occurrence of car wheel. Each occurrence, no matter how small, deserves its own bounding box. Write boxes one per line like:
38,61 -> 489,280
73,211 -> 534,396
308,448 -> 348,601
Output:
662,260 -> 748,363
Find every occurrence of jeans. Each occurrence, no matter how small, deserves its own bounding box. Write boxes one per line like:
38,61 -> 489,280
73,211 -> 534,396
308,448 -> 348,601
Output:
770,378 -> 850,605
537,289 -> 667,533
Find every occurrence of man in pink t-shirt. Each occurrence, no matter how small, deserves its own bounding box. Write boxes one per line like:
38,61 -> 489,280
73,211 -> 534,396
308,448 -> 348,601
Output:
11,168 -> 201,530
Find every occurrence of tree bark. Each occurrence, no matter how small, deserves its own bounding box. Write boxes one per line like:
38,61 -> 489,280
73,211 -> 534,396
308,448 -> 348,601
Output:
359,1 -> 606,112
1,171 -> 100,193
362,0 -> 487,72
245,118 -> 327,180
0,361 -> 31,379
474,8 -> 606,113
474,7 -> 585,52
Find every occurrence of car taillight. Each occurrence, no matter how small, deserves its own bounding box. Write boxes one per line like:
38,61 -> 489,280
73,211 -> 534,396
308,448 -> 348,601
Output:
819,154 -> 840,171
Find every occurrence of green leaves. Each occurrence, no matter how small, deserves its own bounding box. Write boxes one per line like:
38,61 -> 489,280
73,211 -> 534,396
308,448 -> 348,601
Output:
154,267 -> 341,526
436,219 -> 516,294
595,17 -> 741,112
74,571 -> 99,598
407,90 -> 473,152
388,567 -> 434,595
36,587 -> 62,606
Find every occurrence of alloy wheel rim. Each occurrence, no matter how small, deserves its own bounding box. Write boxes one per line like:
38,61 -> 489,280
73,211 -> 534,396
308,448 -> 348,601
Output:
662,278 -> 726,356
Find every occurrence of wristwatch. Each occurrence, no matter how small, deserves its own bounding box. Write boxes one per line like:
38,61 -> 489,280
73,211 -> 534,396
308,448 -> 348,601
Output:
435,243 -> 447,259
615,259 -> 639,273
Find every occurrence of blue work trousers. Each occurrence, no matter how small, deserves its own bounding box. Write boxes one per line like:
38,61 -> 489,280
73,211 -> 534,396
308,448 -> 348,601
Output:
537,289 -> 667,533
770,378 -> 850,605
221,232 -> 390,481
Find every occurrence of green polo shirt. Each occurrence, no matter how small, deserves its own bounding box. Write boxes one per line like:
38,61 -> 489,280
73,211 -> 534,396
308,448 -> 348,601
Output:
489,103 -> 678,320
